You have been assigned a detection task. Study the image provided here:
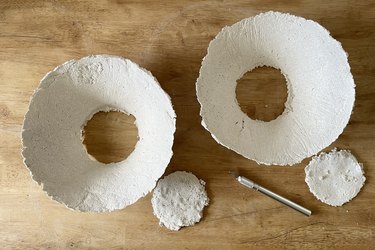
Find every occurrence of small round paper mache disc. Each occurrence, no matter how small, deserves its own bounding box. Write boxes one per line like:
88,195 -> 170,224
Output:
305,149 -> 365,206
151,171 -> 209,231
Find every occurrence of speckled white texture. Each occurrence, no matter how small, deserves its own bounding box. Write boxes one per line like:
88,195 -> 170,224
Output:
196,11 -> 355,166
151,171 -> 209,231
22,55 -> 176,212
305,149 -> 365,206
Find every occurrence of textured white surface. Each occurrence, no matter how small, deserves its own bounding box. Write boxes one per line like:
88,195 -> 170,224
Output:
151,171 -> 209,231
22,55 -> 176,212
305,149 -> 365,206
196,11 -> 355,165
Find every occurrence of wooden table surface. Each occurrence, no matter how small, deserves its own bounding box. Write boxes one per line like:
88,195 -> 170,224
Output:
1,1 -> 374,249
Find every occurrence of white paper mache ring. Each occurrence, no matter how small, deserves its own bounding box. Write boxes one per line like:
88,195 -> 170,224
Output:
22,55 -> 176,212
196,11 -> 355,166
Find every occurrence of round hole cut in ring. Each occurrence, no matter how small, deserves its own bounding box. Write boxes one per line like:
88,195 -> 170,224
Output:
196,11 -> 355,166
22,55 -> 176,212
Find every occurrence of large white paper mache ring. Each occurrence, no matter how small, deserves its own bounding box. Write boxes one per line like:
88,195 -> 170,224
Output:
22,55 -> 176,212
196,11 -> 355,166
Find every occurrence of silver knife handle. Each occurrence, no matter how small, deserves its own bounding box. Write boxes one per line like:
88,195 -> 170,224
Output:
237,176 -> 311,216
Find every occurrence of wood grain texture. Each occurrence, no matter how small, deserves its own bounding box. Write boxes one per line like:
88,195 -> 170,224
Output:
236,67 -> 288,122
0,0 -> 374,249
83,111 -> 138,164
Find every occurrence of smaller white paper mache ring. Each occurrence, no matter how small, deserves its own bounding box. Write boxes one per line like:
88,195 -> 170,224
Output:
22,55 -> 176,212
196,11 -> 355,166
